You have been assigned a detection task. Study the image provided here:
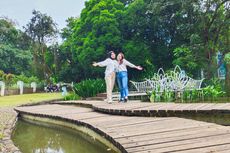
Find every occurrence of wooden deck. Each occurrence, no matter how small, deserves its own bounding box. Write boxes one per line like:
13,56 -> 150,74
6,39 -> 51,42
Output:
15,102 -> 230,153
52,100 -> 230,117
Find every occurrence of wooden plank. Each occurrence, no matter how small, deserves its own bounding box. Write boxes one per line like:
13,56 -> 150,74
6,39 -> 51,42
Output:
116,125 -> 226,144
105,118 -> 172,128
173,143 -> 230,153
122,131 -> 229,148
136,143 -> 230,153
62,112 -> 107,120
105,117 -> 197,131
109,122 -> 216,139
126,135 -> 230,153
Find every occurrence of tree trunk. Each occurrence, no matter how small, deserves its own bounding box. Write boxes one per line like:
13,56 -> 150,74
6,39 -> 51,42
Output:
54,48 -> 58,75
41,45 -> 46,80
226,64 -> 230,96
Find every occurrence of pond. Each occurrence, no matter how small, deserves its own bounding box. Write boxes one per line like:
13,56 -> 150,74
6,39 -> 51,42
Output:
12,119 -> 117,153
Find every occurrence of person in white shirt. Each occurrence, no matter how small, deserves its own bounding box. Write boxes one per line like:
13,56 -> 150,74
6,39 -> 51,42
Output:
92,51 -> 117,103
116,52 -> 142,102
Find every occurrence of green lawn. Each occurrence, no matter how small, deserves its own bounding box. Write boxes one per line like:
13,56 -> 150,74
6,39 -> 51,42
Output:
0,93 -> 63,107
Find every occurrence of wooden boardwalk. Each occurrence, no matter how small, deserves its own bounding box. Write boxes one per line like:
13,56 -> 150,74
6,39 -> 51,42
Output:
53,100 -> 230,117
15,102 -> 230,153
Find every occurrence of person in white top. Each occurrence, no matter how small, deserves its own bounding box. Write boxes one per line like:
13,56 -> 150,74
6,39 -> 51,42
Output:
116,52 -> 143,102
92,51 -> 117,103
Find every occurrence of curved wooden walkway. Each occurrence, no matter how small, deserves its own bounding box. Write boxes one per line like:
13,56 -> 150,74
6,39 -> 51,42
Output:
53,100 -> 230,117
15,102 -> 230,153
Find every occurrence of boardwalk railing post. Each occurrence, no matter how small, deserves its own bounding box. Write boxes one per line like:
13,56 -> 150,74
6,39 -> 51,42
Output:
17,81 -> 24,95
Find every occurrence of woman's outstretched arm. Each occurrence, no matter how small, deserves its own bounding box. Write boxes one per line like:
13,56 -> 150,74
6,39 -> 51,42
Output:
92,59 -> 109,67
124,59 -> 143,70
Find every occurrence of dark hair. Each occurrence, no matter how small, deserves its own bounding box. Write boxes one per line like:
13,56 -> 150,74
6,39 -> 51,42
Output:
107,51 -> 115,59
118,52 -> 124,64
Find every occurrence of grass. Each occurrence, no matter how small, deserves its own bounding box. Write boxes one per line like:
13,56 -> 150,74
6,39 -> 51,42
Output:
0,93 -> 63,107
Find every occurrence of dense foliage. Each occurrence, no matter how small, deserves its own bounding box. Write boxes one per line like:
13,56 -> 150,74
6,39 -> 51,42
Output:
59,0 -> 229,82
0,70 -> 40,88
73,79 -> 106,98
0,0 -> 229,94
0,18 -> 32,75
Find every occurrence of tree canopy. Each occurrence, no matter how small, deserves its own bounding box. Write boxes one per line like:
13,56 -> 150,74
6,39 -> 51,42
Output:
0,18 -> 32,75
0,0 -> 229,86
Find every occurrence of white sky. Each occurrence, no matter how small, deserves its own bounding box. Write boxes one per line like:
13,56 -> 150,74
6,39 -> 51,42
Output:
0,0 -> 85,30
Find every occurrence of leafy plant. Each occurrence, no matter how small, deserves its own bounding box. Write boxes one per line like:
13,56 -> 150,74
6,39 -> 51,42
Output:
2,73 -> 15,86
149,91 -> 155,103
224,53 -> 230,64
203,85 -> 226,101
203,78 -> 225,92
73,79 -> 106,98
149,90 -> 175,102
64,92 -> 81,101
13,74 -> 40,84
182,89 -> 201,102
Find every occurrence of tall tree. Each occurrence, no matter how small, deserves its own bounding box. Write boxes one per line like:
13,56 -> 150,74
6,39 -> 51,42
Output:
59,17 -> 79,82
24,10 -> 58,80
63,0 -> 125,81
195,0 -> 230,78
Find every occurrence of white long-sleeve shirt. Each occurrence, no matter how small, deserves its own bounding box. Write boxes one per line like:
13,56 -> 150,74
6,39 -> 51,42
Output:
97,58 -> 117,77
117,59 -> 137,72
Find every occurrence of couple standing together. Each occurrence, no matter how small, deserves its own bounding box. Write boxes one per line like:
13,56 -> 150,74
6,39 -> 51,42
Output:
93,51 -> 142,103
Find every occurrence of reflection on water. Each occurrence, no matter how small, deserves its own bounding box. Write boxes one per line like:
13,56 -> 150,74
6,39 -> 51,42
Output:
12,119 -> 117,153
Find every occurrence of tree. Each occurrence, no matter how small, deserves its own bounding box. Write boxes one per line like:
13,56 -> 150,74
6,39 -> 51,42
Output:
59,0 -> 229,85
62,0 -> 125,81
0,18 -> 32,75
0,18 -> 18,45
0,44 -> 32,75
45,43 -> 60,82
224,53 -> 230,96
59,17 -> 79,82
194,0 -> 230,78
24,10 -> 58,80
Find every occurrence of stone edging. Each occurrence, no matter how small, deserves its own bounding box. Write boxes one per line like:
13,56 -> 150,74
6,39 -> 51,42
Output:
1,110 -> 20,153
1,98 -> 63,153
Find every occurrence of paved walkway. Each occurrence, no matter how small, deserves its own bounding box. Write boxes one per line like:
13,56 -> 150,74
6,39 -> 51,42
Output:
15,102 -> 230,153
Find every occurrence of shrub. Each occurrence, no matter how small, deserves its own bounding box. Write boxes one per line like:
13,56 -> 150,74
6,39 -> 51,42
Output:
4,73 -> 15,86
73,79 -> 106,98
13,74 -> 40,84
64,92 -> 81,101
203,85 -> 226,101
0,70 -> 4,78
224,52 -> 230,64
149,90 -> 175,102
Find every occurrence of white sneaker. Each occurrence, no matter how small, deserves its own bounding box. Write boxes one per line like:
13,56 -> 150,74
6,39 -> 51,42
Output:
107,100 -> 113,104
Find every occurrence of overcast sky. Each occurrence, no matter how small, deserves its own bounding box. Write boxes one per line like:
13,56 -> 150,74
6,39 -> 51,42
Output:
0,0 -> 85,30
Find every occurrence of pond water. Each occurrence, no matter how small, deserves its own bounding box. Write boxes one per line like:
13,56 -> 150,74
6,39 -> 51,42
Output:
12,119 -> 117,153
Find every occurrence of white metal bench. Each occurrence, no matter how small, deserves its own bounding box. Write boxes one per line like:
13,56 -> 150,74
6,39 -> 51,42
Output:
129,66 -> 204,95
